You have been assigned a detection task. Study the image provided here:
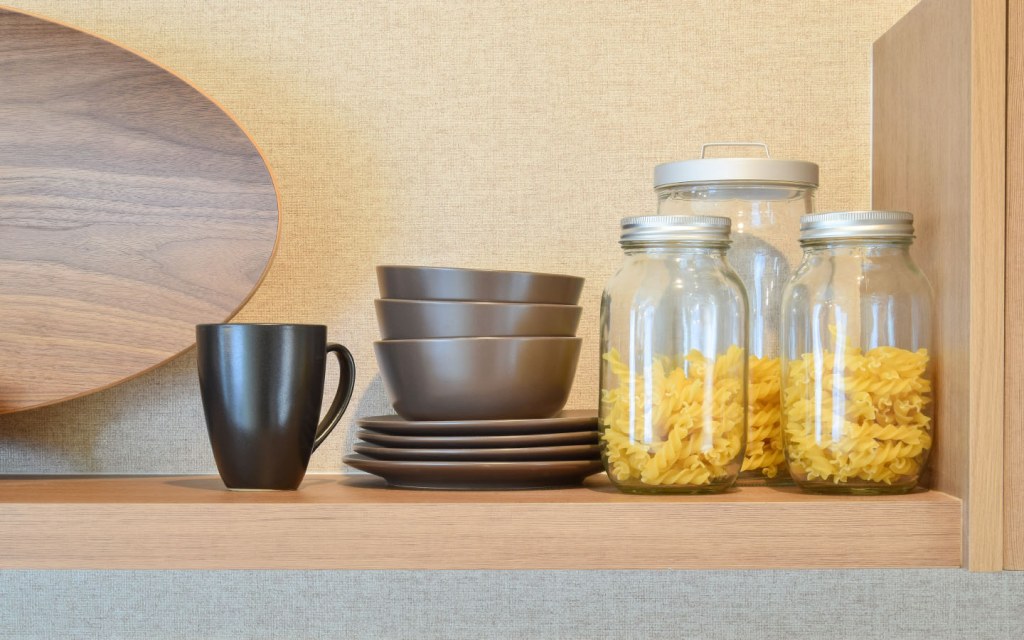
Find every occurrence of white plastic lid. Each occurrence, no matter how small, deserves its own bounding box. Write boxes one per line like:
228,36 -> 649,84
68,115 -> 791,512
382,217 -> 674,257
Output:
654,143 -> 819,188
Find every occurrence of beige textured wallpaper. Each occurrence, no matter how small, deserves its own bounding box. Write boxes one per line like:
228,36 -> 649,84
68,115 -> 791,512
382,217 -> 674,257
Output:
0,0 -> 919,474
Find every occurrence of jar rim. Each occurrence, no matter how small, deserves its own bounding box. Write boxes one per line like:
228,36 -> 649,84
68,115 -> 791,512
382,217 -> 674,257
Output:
800,210 -> 915,242
799,237 -> 914,247
620,215 -> 731,245
620,240 -> 732,250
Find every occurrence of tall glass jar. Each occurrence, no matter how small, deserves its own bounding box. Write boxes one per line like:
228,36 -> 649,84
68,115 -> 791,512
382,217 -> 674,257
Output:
599,215 -> 748,494
655,143 -> 817,485
780,211 -> 933,495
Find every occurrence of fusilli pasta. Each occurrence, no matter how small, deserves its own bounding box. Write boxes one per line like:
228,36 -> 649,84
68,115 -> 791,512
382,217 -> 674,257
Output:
782,345 -> 932,488
600,345 -> 746,491
740,356 -> 785,479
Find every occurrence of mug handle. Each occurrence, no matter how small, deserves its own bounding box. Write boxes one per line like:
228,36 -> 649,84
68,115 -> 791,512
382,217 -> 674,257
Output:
313,343 -> 357,452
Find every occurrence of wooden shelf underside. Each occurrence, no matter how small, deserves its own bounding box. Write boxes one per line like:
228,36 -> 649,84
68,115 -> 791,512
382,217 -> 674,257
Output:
0,474 -> 962,569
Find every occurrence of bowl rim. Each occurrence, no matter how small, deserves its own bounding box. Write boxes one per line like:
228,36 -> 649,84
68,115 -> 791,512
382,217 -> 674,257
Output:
374,298 -> 582,311
374,336 -> 583,345
196,323 -> 327,329
376,264 -> 585,283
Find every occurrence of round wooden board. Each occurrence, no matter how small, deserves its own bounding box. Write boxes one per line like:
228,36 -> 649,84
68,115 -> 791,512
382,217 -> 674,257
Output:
0,7 -> 280,413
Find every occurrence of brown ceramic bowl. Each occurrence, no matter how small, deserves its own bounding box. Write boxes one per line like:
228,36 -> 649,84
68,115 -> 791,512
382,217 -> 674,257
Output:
373,337 -> 582,421
376,265 -> 585,305
375,299 -> 582,339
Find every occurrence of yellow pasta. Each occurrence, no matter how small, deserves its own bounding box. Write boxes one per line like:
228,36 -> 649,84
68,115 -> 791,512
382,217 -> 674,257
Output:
599,345 -> 745,491
782,345 -> 932,487
740,356 -> 785,479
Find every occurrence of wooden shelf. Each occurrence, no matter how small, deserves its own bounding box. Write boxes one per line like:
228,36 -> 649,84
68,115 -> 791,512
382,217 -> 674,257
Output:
0,474 -> 961,569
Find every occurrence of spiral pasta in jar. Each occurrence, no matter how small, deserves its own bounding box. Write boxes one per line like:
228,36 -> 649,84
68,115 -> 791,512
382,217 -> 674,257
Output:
600,215 -> 748,494
656,143 -> 818,485
780,211 -> 933,495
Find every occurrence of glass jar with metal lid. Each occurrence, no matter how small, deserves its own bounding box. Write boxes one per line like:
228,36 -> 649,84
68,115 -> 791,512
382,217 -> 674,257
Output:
599,215 -> 748,494
655,142 -> 818,485
780,211 -> 933,495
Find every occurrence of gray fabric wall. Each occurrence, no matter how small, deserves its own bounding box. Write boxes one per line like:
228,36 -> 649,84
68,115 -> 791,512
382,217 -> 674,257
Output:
2,570 -> 1023,639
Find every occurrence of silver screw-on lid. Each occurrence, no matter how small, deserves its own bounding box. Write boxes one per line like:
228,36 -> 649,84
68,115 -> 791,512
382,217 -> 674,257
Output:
654,142 -> 819,189
620,215 -> 731,244
800,211 -> 915,242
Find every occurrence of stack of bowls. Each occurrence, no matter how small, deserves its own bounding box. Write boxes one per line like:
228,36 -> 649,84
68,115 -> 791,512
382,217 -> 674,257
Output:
344,265 -> 601,490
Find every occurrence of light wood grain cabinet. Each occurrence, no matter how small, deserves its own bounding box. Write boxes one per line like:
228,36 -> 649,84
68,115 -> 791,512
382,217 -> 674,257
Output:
1003,0 -> 1024,571
873,0 -> 1016,571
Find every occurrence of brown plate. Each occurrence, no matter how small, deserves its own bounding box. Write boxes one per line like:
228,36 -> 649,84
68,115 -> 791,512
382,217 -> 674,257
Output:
356,428 -> 598,449
354,442 -> 600,462
356,410 -> 597,436
343,454 -> 604,490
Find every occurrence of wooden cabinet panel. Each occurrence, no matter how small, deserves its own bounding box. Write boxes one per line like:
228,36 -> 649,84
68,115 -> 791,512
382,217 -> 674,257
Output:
873,0 -> 1006,570
1005,0 -> 1024,570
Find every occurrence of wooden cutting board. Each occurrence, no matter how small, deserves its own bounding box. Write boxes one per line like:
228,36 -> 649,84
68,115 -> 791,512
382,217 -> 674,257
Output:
0,7 -> 280,414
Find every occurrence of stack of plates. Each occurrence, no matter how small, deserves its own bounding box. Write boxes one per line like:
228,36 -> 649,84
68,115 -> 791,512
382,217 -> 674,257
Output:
345,410 -> 601,490
344,265 -> 602,490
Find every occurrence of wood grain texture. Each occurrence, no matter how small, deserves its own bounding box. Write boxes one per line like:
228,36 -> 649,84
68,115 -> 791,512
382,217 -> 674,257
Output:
1006,0 -> 1024,570
0,474 -> 962,569
0,7 -> 279,413
873,0 -> 1006,571
966,0 -> 1008,575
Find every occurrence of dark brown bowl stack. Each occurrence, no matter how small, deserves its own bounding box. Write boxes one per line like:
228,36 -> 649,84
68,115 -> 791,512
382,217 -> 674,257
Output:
344,266 -> 600,490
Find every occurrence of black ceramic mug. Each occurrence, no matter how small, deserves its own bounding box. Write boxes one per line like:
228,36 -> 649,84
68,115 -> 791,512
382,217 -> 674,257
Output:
196,324 -> 356,490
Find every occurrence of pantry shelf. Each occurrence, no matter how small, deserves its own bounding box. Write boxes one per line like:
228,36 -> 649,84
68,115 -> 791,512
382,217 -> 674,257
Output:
0,474 -> 961,569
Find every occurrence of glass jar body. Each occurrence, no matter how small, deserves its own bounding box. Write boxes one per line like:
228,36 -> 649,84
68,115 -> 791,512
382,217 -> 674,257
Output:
780,241 -> 934,494
599,245 -> 748,494
656,182 -> 815,484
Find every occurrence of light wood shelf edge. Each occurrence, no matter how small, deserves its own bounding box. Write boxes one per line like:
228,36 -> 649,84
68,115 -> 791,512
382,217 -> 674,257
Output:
0,475 -> 961,570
